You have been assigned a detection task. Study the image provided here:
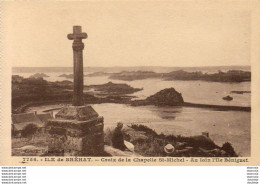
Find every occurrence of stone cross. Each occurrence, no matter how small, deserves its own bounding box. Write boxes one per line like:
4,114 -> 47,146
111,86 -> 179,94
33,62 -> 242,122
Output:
47,26 -> 104,156
67,26 -> 88,106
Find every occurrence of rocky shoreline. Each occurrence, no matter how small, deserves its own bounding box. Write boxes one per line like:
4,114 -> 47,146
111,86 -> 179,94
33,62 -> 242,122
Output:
12,75 -> 140,113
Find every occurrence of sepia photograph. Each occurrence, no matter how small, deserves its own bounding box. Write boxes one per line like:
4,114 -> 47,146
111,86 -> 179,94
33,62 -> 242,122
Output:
2,1 -> 256,162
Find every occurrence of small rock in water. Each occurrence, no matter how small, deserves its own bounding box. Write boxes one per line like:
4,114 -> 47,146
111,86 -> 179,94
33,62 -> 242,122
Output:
222,95 -> 233,101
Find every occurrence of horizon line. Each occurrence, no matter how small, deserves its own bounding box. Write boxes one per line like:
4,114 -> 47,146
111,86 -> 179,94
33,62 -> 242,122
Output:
12,65 -> 251,68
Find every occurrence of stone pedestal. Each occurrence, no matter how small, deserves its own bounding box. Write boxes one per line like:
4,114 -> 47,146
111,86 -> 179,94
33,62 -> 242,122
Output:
46,105 -> 104,156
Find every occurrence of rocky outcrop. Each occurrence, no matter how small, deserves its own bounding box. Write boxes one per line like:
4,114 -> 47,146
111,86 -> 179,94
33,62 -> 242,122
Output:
132,88 -> 184,106
86,82 -> 143,96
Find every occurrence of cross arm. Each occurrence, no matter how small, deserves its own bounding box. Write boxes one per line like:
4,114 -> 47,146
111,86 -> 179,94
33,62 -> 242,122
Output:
67,33 -> 88,40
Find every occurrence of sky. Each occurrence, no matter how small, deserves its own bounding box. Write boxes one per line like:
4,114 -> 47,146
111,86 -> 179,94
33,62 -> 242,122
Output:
3,1 -> 251,67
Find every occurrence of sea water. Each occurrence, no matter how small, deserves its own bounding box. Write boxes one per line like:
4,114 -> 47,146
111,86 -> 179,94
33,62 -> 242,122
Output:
15,71 -> 251,156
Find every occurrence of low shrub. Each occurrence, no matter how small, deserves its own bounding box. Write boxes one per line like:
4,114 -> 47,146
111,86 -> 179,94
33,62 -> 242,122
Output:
221,142 -> 238,157
21,124 -> 38,138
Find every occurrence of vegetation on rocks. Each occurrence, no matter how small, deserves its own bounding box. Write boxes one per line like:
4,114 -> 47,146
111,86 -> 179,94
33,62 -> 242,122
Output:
105,124 -> 238,157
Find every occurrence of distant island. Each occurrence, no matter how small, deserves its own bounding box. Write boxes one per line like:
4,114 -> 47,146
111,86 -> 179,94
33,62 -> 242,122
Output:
86,81 -> 142,96
85,72 -> 110,77
109,71 -> 161,81
162,70 -> 251,82
231,90 -> 251,94
59,72 -> 110,79
81,70 -> 251,83
29,73 -> 49,78
58,74 -> 73,78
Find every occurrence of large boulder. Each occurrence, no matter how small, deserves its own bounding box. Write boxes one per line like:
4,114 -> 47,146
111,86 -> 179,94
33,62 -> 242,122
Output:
145,88 -> 184,106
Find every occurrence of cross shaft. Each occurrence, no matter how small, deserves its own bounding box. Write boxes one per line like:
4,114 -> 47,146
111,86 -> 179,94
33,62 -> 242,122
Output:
67,26 -> 87,106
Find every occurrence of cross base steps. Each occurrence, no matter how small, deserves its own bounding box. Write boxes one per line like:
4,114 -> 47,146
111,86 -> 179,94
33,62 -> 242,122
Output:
46,105 -> 104,156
